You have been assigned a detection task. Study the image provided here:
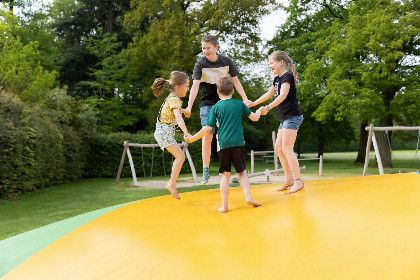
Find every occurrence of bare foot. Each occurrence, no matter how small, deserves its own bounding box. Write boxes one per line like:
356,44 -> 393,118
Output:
285,181 -> 304,194
276,181 -> 294,191
166,183 -> 180,199
246,199 -> 262,207
218,206 -> 228,213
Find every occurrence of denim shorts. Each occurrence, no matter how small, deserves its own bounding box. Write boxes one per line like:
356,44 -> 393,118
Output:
279,115 -> 304,130
200,105 -> 215,133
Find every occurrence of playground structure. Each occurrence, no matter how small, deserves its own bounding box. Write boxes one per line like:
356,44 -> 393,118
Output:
115,140 -> 199,185
363,124 -> 420,176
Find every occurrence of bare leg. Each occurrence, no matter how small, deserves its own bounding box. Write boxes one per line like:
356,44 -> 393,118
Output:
275,129 -> 294,191
219,172 -> 230,213
279,129 -> 304,194
201,132 -> 213,183
202,132 -> 213,168
238,171 -> 261,207
165,144 -> 185,199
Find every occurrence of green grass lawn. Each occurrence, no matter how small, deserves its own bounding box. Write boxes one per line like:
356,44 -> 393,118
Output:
1,151 -> 418,240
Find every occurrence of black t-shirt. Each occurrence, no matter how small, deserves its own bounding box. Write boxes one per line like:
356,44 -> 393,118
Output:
273,72 -> 303,121
192,54 -> 239,107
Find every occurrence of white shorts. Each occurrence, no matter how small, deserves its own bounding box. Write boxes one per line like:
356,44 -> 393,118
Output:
154,122 -> 177,150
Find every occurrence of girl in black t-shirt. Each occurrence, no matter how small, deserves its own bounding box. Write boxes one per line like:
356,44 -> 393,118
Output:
250,51 -> 304,194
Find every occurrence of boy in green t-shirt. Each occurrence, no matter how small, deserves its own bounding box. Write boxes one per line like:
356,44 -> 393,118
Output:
185,76 -> 262,213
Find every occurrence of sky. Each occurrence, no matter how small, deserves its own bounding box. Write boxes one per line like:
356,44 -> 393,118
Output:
259,6 -> 288,40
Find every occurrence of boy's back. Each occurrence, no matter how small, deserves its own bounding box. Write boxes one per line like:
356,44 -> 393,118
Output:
206,98 -> 251,150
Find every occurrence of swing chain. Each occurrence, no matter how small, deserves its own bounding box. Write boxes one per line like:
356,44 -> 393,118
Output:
141,147 -> 146,178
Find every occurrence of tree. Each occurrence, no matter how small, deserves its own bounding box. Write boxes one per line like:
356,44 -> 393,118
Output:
124,0 -> 276,131
271,0 -> 419,166
311,0 -> 419,167
269,0 -> 355,156
49,0 -> 132,99
0,8 -> 57,103
0,0 -> 34,13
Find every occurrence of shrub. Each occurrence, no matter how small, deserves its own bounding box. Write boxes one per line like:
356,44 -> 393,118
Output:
0,92 -> 37,198
0,89 -> 97,198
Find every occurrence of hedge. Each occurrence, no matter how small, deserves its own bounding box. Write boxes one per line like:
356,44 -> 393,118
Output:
0,90 -> 96,198
0,93 -> 37,197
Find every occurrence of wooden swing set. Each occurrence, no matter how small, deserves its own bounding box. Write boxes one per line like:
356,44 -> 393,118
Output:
115,141 -> 199,186
363,124 -> 420,176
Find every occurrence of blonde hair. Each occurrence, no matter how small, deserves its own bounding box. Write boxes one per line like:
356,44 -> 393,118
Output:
269,51 -> 299,85
216,76 -> 234,96
151,71 -> 189,97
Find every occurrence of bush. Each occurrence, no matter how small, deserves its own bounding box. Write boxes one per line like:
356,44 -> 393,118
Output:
0,92 -> 37,198
84,132 -> 202,178
0,89 -> 97,198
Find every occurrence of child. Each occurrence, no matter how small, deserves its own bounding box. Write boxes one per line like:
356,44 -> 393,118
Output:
250,51 -> 304,194
152,71 -> 191,199
183,35 -> 252,184
185,76 -> 261,213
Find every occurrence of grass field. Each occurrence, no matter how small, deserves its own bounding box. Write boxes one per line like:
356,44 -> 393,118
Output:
0,151 -> 418,240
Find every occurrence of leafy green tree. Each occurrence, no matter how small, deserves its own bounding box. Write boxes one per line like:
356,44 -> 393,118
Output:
269,0 -> 355,156
49,0 -> 132,99
0,9 -> 57,103
271,0 -> 419,166
310,0 -> 419,167
125,0 -> 276,133
0,0 -> 34,13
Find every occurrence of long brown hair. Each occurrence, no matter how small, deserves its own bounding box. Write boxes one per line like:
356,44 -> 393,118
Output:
269,51 -> 299,85
151,71 -> 189,97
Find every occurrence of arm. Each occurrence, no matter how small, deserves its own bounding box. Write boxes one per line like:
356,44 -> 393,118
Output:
185,79 -> 201,118
259,82 -> 290,115
173,109 -> 189,136
185,126 -> 213,143
231,76 -> 251,106
250,86 -> 275,107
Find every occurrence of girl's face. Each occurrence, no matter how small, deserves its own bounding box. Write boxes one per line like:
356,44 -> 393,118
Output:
268,57 -> 285,75
175,80 -> 190,98
201,41 -> 219,61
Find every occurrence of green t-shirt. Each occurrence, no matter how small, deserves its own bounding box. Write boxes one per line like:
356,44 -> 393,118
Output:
205,98 -> 252,150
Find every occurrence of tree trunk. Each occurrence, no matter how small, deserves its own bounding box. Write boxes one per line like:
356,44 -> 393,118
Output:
8,0 -> 14,12
317,127 -> 324,158
373,88 -> 397,168
106,1 -> 114,33
373,119 -> 393,168
318,142 -> 324,158
354,121 -> 368,164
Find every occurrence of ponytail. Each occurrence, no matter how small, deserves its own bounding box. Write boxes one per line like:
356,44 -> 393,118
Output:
151,78 -> 167,97
288,62 -> 299,85
151,71 -> 189,97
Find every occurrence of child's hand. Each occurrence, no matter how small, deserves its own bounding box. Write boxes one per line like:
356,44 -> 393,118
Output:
182,108 -> 191,118
259,106 -> 268,115
185,135 -> 194,143
243,99 -> 253,107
